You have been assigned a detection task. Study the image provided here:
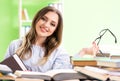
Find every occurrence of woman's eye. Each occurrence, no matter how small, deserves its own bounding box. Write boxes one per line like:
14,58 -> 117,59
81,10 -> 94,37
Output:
41,17 -> 46,21
51,23 -> 55,27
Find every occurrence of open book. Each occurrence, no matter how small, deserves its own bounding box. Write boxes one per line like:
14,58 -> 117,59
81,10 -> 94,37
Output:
0,54 -> 27,74
74,66 -> 109,81
74,66 -> 120,81
84,66 -> 120,76
14,69 -> 84,81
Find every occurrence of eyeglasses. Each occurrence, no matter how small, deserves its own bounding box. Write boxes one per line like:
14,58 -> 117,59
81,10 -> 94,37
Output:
94,28 -> 117,45
94,28 -> 117,56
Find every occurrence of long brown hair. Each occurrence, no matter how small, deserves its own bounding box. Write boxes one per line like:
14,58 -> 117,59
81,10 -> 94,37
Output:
16,6 -> 63,64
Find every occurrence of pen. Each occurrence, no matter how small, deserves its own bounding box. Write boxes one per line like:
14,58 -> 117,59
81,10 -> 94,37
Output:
99,49 -> 106,57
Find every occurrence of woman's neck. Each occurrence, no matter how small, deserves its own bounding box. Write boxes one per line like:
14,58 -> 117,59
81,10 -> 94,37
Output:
35,37 -> 46,46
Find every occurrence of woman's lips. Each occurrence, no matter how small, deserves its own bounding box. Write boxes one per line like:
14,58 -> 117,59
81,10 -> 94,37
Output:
40,27 -> 48,32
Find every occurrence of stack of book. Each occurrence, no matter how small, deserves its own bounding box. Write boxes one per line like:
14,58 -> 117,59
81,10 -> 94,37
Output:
74,58 -> 120,81
72,56 -> 110,67
74,66 -> 120,81
96,59 -> 120,68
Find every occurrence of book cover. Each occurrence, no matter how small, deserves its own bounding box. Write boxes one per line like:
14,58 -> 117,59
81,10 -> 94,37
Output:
0,73 -> 3,77
14,69 -> 85,81
72,57 -> 97,66
0,54 -> 27,73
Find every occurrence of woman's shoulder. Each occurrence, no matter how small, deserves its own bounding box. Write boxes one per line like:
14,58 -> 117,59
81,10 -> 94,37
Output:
56,45 -> 65,51
54,45 -> 69,55
10,39 -> 23,46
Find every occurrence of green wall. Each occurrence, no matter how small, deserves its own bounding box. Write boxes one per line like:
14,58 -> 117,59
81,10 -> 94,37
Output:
22,0 -> 60,20
1,0 -> 120,61
0,0 -> 19,61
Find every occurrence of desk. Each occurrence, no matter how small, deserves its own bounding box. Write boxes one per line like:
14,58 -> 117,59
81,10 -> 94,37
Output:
0,75 -> 44,81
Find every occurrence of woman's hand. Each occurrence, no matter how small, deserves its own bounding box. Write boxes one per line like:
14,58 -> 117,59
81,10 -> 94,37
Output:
79,42 -> 99,57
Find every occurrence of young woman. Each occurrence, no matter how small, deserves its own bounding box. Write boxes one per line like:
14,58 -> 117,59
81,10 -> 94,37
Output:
4,6 -> 72,72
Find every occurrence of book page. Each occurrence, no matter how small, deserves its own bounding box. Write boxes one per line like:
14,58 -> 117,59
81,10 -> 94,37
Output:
14,69 -> 77,77
14,69 -> 79,80
74,66 -> 109,80
0,64 -> 12,73
84,66 -> 120,76
14,70 -> 51,77
45,69 -> 77,77
108,71 -> 120,76
84,66 -> 109,74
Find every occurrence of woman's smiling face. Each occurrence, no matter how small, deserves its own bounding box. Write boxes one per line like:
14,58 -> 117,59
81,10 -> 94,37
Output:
35,11 -> 59,38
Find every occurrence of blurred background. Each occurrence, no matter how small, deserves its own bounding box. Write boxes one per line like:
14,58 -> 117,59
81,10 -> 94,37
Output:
0,0 -> 120,61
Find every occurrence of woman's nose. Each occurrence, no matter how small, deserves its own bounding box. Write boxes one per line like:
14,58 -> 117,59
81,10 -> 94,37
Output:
43,22 -> 50,27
